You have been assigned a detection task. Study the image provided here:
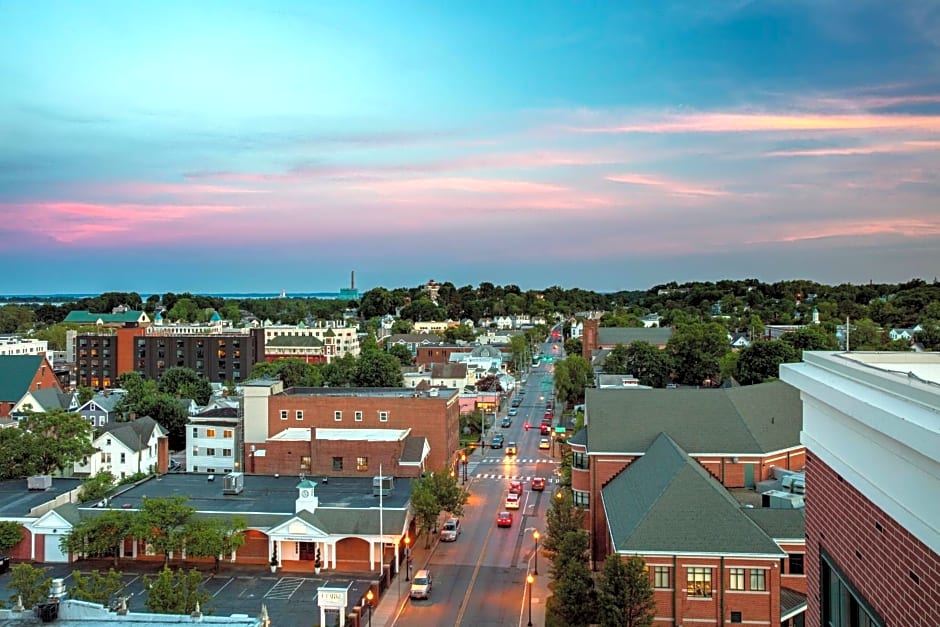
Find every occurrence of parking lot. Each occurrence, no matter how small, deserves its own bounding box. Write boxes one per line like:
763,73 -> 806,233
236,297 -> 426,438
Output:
0,563 -> 373,625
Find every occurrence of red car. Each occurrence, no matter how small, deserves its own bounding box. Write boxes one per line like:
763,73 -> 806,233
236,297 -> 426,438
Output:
509,480 -> 523,495
496,511 -> 513,527
530,477 -> 546,491
540,424 -> 550,436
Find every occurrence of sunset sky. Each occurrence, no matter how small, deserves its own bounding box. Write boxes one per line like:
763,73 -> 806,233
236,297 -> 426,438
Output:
1,1 -> 939,294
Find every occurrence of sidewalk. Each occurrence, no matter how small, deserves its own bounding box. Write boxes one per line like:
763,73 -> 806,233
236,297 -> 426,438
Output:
371,529 -> 440,627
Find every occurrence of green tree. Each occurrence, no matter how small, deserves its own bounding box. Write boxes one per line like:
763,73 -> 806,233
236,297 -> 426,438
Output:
135,496 -> 195,567
157,367 -> 212,405
668,321 -> 729,386
399,298 -> 445,322
442,323 -> 476,343
77,386 -> 96,405
0,305 -> 35,333
554,356 -> 593,405
62,509 -> 136,568
624,342 -> 673,388
15,410 -> 95,477
550,530 -> 596,626
0,521 -> 24,554
543,489 -> 584,555
78,471 -> 117,503
134,393 -> 189,449
144,567 -> 210,615
70,569 -> 125,605
8,563 -> 52,610
915,323 -> 940,350
183,517 -> 248,573
250,358 -> 322,388
321,353 -> 357,387
354,351 -> 404,386
359,288 -> 395,319
165,298 -> 202,323
410,470 -> 470,548
390,319 -> 414,334
734,340 -> 799,385
597,554 -> 655,627
779,325 -> 839,354
388,343 -> 414,366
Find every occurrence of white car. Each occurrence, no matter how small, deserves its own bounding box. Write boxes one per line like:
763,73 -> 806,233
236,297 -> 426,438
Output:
505,493 -> 521,509
441,518 -> 461,542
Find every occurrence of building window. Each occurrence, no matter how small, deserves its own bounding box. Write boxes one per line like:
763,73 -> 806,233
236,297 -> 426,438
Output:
730,611 -> 742,623
788,553 -> 804,575
192,446 -> 199,456
223,449 -> 232,457
572,489 -> 590,508
335,411 -> 342,422
333,457 -> 343,471
280,410 -> 288,420
355,411 -> 363,422
300,456 -> 310,470
572,451 -> 589,469
749,569 -> 766,591
379,411 -> 388,422
653,566 -> 670,589
207,448 -> 216,456
120,452 -> 126,464
356,456 -> 368,471
822,552 -> 883,627
687,568 -> 712,597
728,568 -> 745,590
192,427 -> 198,437
223,429 -> 233,438
206,428 -> 216,438
294,410 -> 303,421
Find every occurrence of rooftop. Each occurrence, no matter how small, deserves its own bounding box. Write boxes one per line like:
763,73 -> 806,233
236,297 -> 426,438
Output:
0,599 -> 262,625
268,428 -> 311,441
315,428 -> 410,442
281,387 -> 458,399
0,478 -> 81,517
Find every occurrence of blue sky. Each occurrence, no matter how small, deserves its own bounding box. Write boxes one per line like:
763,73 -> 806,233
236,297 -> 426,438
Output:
1,0 -> 938,294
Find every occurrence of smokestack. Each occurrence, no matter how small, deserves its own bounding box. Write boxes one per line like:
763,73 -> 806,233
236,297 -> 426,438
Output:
351,270 -> 355,290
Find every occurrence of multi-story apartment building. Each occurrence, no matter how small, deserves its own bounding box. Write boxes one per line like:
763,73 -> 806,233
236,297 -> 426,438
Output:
0,336 -> 52,361
257,322 -> 360,364
242,380 -> 461,477
133,332 -> 257,383
781,352 -> 940,627
187,407 -> 241,474
75,326 -> 146,388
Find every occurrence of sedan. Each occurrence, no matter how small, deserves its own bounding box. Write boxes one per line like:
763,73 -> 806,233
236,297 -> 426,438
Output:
496,511 -> 513,527
505,493 -> 521,509
490,435 -> 504,449
501,416 -> 512,428
530,477 -> 546,491
508,408 -> 518,416
539,437 -> 551,450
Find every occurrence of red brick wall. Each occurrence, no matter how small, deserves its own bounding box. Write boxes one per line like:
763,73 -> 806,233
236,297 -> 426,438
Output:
116,327 -> 146,377
778,540 -> 807,594
582,319 -> 598,361
415,346 -> 470,367
156,436 -> 169,474
8,527 -> 31,560
30,358 -> 62,393
805,454 -> 940,627
266,393 -> 460,471
263,352 -> 326,365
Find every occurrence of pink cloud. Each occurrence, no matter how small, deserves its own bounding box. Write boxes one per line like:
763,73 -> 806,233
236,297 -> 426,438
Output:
346,176 -> 569,195
767,140 -> 940,157
89,181 -> 268,196
605,173 -> 730,197
746,218 -> 940,245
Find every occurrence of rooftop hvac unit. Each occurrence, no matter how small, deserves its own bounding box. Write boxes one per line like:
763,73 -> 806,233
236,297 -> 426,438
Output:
27,475 -> 53,491
223,472 -> 244,495
781,474 -> 806,494
763,489 -> 804,510
373,475 -> 394,497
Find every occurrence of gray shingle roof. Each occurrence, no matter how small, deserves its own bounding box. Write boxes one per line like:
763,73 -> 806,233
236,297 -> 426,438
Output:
400,436 -> 428,463
0,355 -> 44,401
100,416 -> 164,452
267,335 -> 324,347
585,380 -> 801,455
781,587 -> 807,618
743,508 -> 805,540
27,388 -> 72,411
601,433 -> 785,556
596,327 -> 674,347
81,391 -> 126,414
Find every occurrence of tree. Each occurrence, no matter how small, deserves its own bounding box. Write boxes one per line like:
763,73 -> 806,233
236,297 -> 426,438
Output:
250,358 -> 322,388
410,470 -> 470,548
354,351 -> 404,387
388,343 -> 414,366
915,323 -> 940,351
550,530 -> 595,626
597,554 -> 655,627
70,569 -> 125,606
734,340 -> 799,385
14,410 -> 95,477
779,325 -> 839,354
543,489 -> 584,555
183,517 -> 248,573
158,367 -> 212,405
668,321 -> 729,386
390,319 -> 414,335
0,521 -> 23,554
165,298 -> 202,323
554,356 -> 593,405
602,344 -> 631,374
77,386 -> 95,405
321,353 -> 357,387
359,288 -> 395,319
399,298 -> 445,322
135,496 -> 195,567
8,563 -> 52,610
475,374 -> 503,392
442,323 -> 475,343
78,471 -> 117,503
144,567 -> 210,615
62,509 -> 136,568
624,342 -> 673,388
134,393 -> 189,449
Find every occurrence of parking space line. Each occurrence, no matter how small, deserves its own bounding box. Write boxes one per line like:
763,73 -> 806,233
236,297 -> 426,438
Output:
263,577 -> 305,600
212,577 -> 235,598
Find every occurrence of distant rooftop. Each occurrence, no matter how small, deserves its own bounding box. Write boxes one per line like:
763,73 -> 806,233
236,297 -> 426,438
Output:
281,386 -> 458,399
0,478 -> 81,517
0,599 -> 263,625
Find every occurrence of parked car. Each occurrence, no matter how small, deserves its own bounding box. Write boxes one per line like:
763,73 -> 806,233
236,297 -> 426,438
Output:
511,398 -> 521,407
410,569 -> 433,599
530,477 -> 546,491
490,434 -> 505,448
505,493 -> 521,509
540,424 -> 550,436
508,408 -> 518,416
441,518 -> 461,542
496,511 -> 513,527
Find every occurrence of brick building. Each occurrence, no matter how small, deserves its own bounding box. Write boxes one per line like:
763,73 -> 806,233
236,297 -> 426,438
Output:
415,344 -> 472,367
0,355 -> 62,418
570,380 -> 805,565
242,380 -> 461,477
781,352 -> 940,626
580,318 -> 674,363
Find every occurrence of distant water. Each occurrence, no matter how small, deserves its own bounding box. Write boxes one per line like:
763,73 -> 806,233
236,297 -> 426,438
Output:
0,292 -> 346,304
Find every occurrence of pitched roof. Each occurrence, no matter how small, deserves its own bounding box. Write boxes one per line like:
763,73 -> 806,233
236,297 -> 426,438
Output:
430,363 -> 467,379
28,388 -> 73,411
63,310 -> 148,324
602,433 -> 785,556
584,380 -> 801,455
81,390 -> 126,413
386,333 -> 441,344
0,355 -> 44,401
100,416 -> 165,451
596,327 -> 674,347
400,436 -> 428,463
743,508 -> 806,540
267,335 -> 324,347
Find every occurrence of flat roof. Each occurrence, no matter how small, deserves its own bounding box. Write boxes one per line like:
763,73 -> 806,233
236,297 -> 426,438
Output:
281,387 -> 458,399
0,478 -> 81,517
268,428 -> 311,441
315,428 -> 410,441
839,351 -> 940,386
104,474 -> 412,515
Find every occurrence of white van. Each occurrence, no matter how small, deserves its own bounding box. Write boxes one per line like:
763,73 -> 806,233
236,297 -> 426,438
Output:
410,569 -> 432,599
441,518 -> 461,542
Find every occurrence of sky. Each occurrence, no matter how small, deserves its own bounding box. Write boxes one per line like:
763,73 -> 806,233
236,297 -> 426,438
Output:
1,0 -> 939,295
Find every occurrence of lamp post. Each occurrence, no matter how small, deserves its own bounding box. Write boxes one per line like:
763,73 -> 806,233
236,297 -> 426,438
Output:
533,530 -> 540,575
404,536 -> 412,581
460,451 -> 468,484
365,589 -> 374,627
526,573 -> 534,627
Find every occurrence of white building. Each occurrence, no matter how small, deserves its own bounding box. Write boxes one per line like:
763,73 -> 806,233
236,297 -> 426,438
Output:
259,321 -> 361,362
187,407 -> 241,474
74,416 -> 167,480
0,336 -> 52,362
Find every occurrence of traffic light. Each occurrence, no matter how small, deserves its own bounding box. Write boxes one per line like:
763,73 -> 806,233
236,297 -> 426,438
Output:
524,422 -> 530,431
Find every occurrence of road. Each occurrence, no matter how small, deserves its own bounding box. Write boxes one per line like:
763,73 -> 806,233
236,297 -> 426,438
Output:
393,350 -> 560,627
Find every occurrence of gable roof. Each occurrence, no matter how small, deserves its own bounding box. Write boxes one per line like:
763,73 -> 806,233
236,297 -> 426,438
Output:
400,436 -> 429,464
386,333 -> 441,345
63,310 -> 148,324
99,416 -> 165,451
584,380 -> 801,455
743,508 -> 806,541
596,327 -> 674,347
0,355 -> 45,400
22,388 -> 71,412
602,433 -> 785,556
79,390 -> 126,414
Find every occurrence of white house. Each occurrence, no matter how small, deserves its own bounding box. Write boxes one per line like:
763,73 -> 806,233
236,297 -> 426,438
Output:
74,416 -> 167,480
569,320 -> 584,339
187,407 -> 241,474
889,325 -> 923,342
11,389 -> 76,416
641,314 -> 662,328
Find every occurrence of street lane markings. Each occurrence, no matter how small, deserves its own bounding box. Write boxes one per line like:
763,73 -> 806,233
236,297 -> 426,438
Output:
263,577 -> 305,600
474,474 -> 561,482
453,502 -> 500,627
479,458 -> 560,464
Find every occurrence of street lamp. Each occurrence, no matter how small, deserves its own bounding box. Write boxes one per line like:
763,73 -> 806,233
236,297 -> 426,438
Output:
365,589 -> 374,627
533,530 -> 540,575
460,451 -> 468,484
404,536 -> 412,581
526,573 -> 534,627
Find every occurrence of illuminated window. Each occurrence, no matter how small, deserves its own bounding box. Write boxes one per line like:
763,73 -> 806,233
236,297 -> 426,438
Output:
223,429 -> 233,438
687,568 -> 712,597
300,456 -> 310,470
206,429 -> 216,438
357,456 -> 368,471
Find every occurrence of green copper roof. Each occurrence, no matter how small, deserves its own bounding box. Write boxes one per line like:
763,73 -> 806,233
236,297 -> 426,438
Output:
0,355 -> 45,401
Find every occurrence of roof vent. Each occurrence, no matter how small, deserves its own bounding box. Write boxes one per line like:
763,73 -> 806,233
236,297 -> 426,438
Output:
223,472 -> 244,495
207,474 -> 215,482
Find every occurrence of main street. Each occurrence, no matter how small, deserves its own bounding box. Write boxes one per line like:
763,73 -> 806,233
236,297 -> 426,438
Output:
392,349 -> 560,627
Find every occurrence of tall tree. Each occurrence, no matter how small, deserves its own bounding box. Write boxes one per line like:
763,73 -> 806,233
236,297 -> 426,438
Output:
157,367 -> 212,405
388,343 -> 414,366
668,321 -> 729,386
62,509 -> 136,568
13,410 -> 95,477
624,342 -> 673,388
0,521 -> 23,554
7,563 -> 52,610
250,358 -> 322,388
354,351 -> 404,387
597,554 -> 656,627
734,340 -> 799,385
550,530 -> 596,626
144,567 -> 210,615
543,489 -> 584,555
135,496 -> 195,567
409,469 -> 470,548
69,569 -> 125,606
183,517 -> 248,573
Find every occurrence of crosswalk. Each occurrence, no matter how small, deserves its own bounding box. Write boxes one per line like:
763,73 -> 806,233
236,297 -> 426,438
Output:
474,474 -> 562,483
478,458 -> 560,464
